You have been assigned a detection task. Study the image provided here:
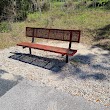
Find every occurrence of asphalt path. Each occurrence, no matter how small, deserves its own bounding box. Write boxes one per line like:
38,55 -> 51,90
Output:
0,79 -> 109,110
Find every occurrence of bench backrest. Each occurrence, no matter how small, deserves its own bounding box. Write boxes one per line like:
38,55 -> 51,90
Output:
26,27 -> 81,43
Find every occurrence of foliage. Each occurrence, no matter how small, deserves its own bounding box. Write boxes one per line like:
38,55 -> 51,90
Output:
105,1 -> 110,9
0,0 -> 110,22
40,1 -> 50,11
0,22 -> 11,32
0,0 -> 110,50
0,0 -> 30,22
27,13 -> 39,22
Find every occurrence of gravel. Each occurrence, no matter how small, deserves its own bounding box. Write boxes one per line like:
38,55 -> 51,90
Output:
0,40 -> 110,106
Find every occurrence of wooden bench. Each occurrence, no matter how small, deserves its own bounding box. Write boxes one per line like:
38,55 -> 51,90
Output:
17,27 -> 81,63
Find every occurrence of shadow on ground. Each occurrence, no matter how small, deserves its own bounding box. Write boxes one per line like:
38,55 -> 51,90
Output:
9,52 -> 66,72
95,24 -> 110,40
85,24 -> 110,50
0,69 -> 8,75
0,69 -> 23,97
9,52 -> 109,81
93,24 -> 110,50
69,53 -> 110,81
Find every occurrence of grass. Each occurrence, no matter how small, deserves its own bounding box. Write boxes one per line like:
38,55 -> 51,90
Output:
0,4 -> 110,50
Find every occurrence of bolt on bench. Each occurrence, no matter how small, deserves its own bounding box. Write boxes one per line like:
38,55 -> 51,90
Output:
17,27 -> 81,63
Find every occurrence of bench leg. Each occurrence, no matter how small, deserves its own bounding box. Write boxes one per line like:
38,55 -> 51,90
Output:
23,46 -> 26,49
29,48 -> 32,54
62,54 -> 65,57
66,55 -> 68,63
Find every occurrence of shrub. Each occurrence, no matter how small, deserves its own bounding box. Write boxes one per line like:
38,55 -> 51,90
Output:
41,1 -> 50,11
0,22 -> 11,32
105,1 -> 110,9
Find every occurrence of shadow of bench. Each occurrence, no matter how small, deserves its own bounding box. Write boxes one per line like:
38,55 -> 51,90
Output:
9,52 -> 66,72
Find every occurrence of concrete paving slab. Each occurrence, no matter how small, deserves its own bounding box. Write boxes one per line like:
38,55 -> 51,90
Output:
0,79 -> 109,110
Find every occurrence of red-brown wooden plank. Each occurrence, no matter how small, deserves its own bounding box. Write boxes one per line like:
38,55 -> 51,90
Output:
17,42 -> 77,56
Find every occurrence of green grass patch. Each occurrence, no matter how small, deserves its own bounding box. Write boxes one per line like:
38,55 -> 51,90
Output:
0,22 -> 11,33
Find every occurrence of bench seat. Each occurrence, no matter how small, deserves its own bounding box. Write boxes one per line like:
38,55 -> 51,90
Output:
17,42 -> 77,56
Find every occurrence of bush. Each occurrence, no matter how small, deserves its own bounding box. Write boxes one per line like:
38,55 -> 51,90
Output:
0,22 -> 11,32
105,1 -> 110,9
27,13 -> 39,22
41,1 -> 50,11
15,11 -> 27,21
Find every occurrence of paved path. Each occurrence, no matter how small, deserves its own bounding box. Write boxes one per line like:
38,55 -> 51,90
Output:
0,79 -> 109,110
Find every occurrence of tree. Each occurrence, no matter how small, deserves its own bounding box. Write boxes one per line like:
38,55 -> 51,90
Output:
0,0 -> 31,22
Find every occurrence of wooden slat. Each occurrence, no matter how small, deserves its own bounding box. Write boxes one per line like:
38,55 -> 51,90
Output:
17,42 -> 77,56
